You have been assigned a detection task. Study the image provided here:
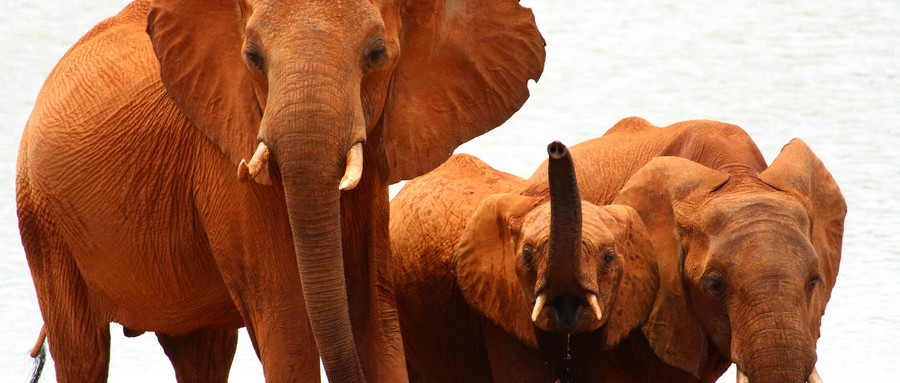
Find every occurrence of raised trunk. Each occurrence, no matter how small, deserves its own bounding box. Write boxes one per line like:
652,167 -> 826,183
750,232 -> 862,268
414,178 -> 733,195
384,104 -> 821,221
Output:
547,141 -> 582,285
277,138 -> 365,383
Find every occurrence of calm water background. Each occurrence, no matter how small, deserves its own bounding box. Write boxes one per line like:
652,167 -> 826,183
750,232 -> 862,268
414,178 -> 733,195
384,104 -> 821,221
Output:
2,0 -> 897,381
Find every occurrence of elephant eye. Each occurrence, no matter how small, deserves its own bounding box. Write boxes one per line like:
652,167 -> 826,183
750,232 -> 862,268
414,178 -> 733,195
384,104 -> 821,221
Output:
807,274 -> 821,292
703,274 -> 726,297
522,247 -> 534,268
244,49 -> 265,74
364,37 -> 388,72
602,249 -> 615,265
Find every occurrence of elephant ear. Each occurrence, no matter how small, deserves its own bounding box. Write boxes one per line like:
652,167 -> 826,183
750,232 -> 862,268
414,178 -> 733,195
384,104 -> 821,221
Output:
384,0 -> 546,183
758,139 -> 846,338
600,205 -> 660,348
612,156 -> 729,378
147,0 -> 268,183
452,193 -> 543,348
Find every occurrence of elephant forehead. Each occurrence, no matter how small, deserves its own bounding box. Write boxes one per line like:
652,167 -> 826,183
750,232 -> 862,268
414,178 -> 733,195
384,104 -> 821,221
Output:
251,0 -> 377,25
521,203 -> 551,242
698,192 -> 811,236
702,198 -> 818,268
580,204 -> 616,249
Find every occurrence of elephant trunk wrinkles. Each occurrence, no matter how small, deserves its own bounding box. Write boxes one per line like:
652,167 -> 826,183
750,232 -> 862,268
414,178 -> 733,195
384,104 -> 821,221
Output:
547,141 -> 582,290
274,125 -> 365,382
731,307 -> 815,383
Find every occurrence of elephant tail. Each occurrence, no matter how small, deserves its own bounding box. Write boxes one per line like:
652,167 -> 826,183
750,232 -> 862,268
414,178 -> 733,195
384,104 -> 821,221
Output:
29,325 -> 46,383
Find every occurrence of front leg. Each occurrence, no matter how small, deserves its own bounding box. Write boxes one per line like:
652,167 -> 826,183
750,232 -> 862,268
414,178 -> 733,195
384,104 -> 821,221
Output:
197,168 -> 320,383
340,148 -> 408,383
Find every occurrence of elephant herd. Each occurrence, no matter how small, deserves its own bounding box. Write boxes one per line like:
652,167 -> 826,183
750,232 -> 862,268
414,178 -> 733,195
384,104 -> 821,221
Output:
15,0 -> 844,382
392,118 -> 844,383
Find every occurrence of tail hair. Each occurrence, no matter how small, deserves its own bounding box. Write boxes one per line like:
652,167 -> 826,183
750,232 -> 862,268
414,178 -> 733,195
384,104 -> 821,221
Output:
29,326 -> 47,383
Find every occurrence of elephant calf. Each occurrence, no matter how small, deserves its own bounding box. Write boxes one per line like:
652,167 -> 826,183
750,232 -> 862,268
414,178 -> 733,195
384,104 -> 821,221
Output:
391,142 -> 660,383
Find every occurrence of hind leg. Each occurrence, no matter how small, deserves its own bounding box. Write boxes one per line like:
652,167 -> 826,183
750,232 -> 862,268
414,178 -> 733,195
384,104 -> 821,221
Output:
23,223 -> 111,382
157,328 -> 238,383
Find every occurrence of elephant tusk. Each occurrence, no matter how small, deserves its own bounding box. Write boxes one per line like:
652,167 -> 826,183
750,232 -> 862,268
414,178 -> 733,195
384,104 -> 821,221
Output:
339,142 -> 364,191
531,293 -> 547,323
238,142 -> 269,182
586,294 -> 603,321
737,368 -> 750,383
808,367 -> 823,383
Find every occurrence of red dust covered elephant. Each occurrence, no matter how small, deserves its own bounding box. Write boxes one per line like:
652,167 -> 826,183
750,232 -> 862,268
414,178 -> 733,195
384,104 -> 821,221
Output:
15,0 -> 545,381
528,117 -> 845,383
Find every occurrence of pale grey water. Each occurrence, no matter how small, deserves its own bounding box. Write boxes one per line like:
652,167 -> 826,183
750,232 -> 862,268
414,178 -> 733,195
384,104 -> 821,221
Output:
1,1 -> 896,382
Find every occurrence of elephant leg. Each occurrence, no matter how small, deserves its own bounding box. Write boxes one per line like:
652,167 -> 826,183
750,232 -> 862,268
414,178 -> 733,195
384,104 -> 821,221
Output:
339,151 -> 408,383
20,213 -> 110,383
197,178 -> 320,382
156,328 -> 238,383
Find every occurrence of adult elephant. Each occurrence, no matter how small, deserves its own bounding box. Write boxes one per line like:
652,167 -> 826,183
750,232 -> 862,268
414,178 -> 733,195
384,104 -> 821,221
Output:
16,0 -> 544,381
392,143 -> 659,383
529,117 -> 845,383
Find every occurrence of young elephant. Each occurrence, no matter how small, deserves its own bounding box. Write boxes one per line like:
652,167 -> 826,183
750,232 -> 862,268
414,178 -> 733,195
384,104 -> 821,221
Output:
391,142 -> 659,383
528,117 -> 845,383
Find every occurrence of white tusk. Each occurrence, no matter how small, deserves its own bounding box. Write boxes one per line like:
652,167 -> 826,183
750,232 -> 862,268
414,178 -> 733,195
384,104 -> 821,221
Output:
339,142 -> 364,191
586,294 -> 603,321
737,368 -> 750,383
808,367 -> 823,383
238,142 -> 269,182
531,293 -> 547,323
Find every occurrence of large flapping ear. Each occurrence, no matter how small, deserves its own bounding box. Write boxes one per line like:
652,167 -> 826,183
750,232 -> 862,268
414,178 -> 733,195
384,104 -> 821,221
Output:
452,193 -> 543,348
612,157 -> 729,378
383,0 -> 546,183
758,139 -> 846,338
147,0 -> 268,183
600,205 -> 660,348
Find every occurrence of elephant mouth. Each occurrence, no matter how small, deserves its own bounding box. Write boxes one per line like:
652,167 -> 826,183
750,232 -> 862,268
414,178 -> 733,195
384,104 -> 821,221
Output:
531,292 -> 606,334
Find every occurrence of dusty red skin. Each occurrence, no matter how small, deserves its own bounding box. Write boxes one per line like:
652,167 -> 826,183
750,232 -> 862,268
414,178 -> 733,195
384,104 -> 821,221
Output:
393,117 -> 844,383
16,0 -> 545,382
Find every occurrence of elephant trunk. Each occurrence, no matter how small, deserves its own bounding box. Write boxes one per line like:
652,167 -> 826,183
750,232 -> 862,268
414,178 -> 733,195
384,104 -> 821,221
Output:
547,141 -> 583,283
270,107 -> 366,382
543,141 -> 589,331
731,308 -> 816,383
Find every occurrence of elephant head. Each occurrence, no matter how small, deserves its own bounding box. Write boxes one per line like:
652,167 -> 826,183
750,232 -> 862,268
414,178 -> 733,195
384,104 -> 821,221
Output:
453,142 -> 659,351
614,139 -> 845,383
146,0 -> 544,380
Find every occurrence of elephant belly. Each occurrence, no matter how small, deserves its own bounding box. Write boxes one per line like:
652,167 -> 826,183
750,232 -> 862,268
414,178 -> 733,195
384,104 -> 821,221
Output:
48,180 -> 241,334
22,99 -> 242,335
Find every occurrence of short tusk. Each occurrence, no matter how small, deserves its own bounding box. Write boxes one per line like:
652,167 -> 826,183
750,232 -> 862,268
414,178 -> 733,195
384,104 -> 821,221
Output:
737,368 -> 750,383
531,293 -> 547,323
586,294 -> 603,321
238,142 -> 269,182
808,367 -> 823,383
339,142 -> 364,191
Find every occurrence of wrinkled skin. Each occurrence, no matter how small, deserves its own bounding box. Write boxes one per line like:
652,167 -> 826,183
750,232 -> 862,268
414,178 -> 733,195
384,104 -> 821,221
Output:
391,145 -> 659,383
528,117 -> 846,383
16,0 -> 544,381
